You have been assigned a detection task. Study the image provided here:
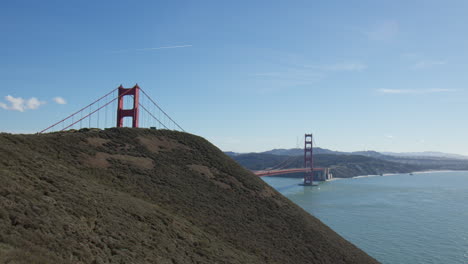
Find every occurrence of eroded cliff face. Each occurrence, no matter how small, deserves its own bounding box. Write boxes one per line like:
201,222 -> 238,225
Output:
0,128 -> 379,264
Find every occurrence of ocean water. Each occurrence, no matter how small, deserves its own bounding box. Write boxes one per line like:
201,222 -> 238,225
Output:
262,171 -> 468,264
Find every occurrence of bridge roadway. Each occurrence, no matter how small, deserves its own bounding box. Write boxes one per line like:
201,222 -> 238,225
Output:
253,168 -> 326,177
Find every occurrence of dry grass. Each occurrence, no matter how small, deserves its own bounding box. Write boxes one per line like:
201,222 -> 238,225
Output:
187,164 -> 216,179
137,135 -> 189,153
84,152 -> 154,169
86,137 -> 110,147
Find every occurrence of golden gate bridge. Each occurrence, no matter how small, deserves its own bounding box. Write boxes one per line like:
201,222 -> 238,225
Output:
39,84 -> 330,186
252,134 -> 332,185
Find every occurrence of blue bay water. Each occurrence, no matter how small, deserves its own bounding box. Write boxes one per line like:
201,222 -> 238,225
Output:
262,171 -> 468,264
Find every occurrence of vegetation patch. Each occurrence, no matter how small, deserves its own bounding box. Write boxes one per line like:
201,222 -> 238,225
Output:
86,137 -> 110,147
84,152 -> 154,170
187,164 -> 216,179
137,135 -> 189,153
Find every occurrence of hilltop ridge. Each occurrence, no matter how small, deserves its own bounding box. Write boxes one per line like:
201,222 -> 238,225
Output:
0,128 -> 378,264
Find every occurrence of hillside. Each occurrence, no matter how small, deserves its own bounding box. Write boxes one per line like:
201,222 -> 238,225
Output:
231,153 -> 422,178
0,128 -> 378,264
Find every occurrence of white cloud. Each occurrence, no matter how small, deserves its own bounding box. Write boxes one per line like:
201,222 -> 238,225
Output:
53,96 -> 67,105
5,95 -> 25,111
0,95 -> 46,112
378,88 -> 456,94
0,102 -> 7,110
26,97 -> 43,109
411,60 -> 447,70
366,21 -> 399,41
385,135 -> 394,139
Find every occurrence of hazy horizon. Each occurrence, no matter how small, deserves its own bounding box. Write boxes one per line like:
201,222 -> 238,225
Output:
224,146 -> 468,157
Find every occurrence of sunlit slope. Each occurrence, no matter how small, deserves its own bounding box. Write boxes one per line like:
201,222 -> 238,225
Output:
0,128 -> 378,264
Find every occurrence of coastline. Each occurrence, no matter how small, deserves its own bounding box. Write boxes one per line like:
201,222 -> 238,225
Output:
263,169 -> 468,182
350,169 -> 468,179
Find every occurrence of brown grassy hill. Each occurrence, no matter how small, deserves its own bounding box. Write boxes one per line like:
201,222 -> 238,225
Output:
0,128 -> 379,264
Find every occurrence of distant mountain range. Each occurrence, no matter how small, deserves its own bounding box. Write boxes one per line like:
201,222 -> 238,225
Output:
262,148 -> 339,156
382,151 -> 468,160
230,153 -> 422,178
226,148 -> 468,160
225,148 -> 468,178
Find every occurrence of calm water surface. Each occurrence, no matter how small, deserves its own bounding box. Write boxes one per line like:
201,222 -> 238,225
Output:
262,171 -> 468,264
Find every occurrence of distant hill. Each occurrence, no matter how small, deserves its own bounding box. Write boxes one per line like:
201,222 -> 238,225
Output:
262,147 -> 340,156
382,151 -> 468,160
225,148 -> 468,175
226,148 -> 468,161
0,128 -> 378,264
225,147 -> 344,157
350,151 -> 387,159
223,151 -> 239,157
231,153 -> 423,178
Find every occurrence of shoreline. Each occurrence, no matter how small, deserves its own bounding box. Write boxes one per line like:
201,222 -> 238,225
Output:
263,170 -> 468,182
350,169 -> 468,179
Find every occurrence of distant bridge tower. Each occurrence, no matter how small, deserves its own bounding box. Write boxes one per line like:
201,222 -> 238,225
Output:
116,84 -> 140,128
303,134 -> 314,185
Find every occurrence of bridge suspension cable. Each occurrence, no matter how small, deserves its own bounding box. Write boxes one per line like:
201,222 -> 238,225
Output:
38,84 -> 185,134
269,156 -> 298,170
138,102 -> 169,130
139,88 -> 185,132
61,88 -> 134,131
38,88 -> 118,133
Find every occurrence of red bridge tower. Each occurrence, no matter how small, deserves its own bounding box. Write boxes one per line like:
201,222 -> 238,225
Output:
116,84 -> 140,128
303,134 -> 314,185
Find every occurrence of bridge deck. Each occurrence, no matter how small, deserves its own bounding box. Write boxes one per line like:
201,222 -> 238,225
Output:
253,167 -> 326,177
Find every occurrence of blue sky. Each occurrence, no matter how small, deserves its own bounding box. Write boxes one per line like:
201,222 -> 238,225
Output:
1,0 -> 468,154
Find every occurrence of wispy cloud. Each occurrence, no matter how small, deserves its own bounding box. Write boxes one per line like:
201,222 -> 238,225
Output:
366,21 -> 399,41
53,97 -> 67,105
112,45 -> 192,53
0,95 -> 46,112
135,45 -> 192,51
253,69 -> 324,85
320,62 -> 367,72
411,60 -> 447,70
378,88 -> 456,94
253,61 -> 366,87
401,52 -> 420,59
